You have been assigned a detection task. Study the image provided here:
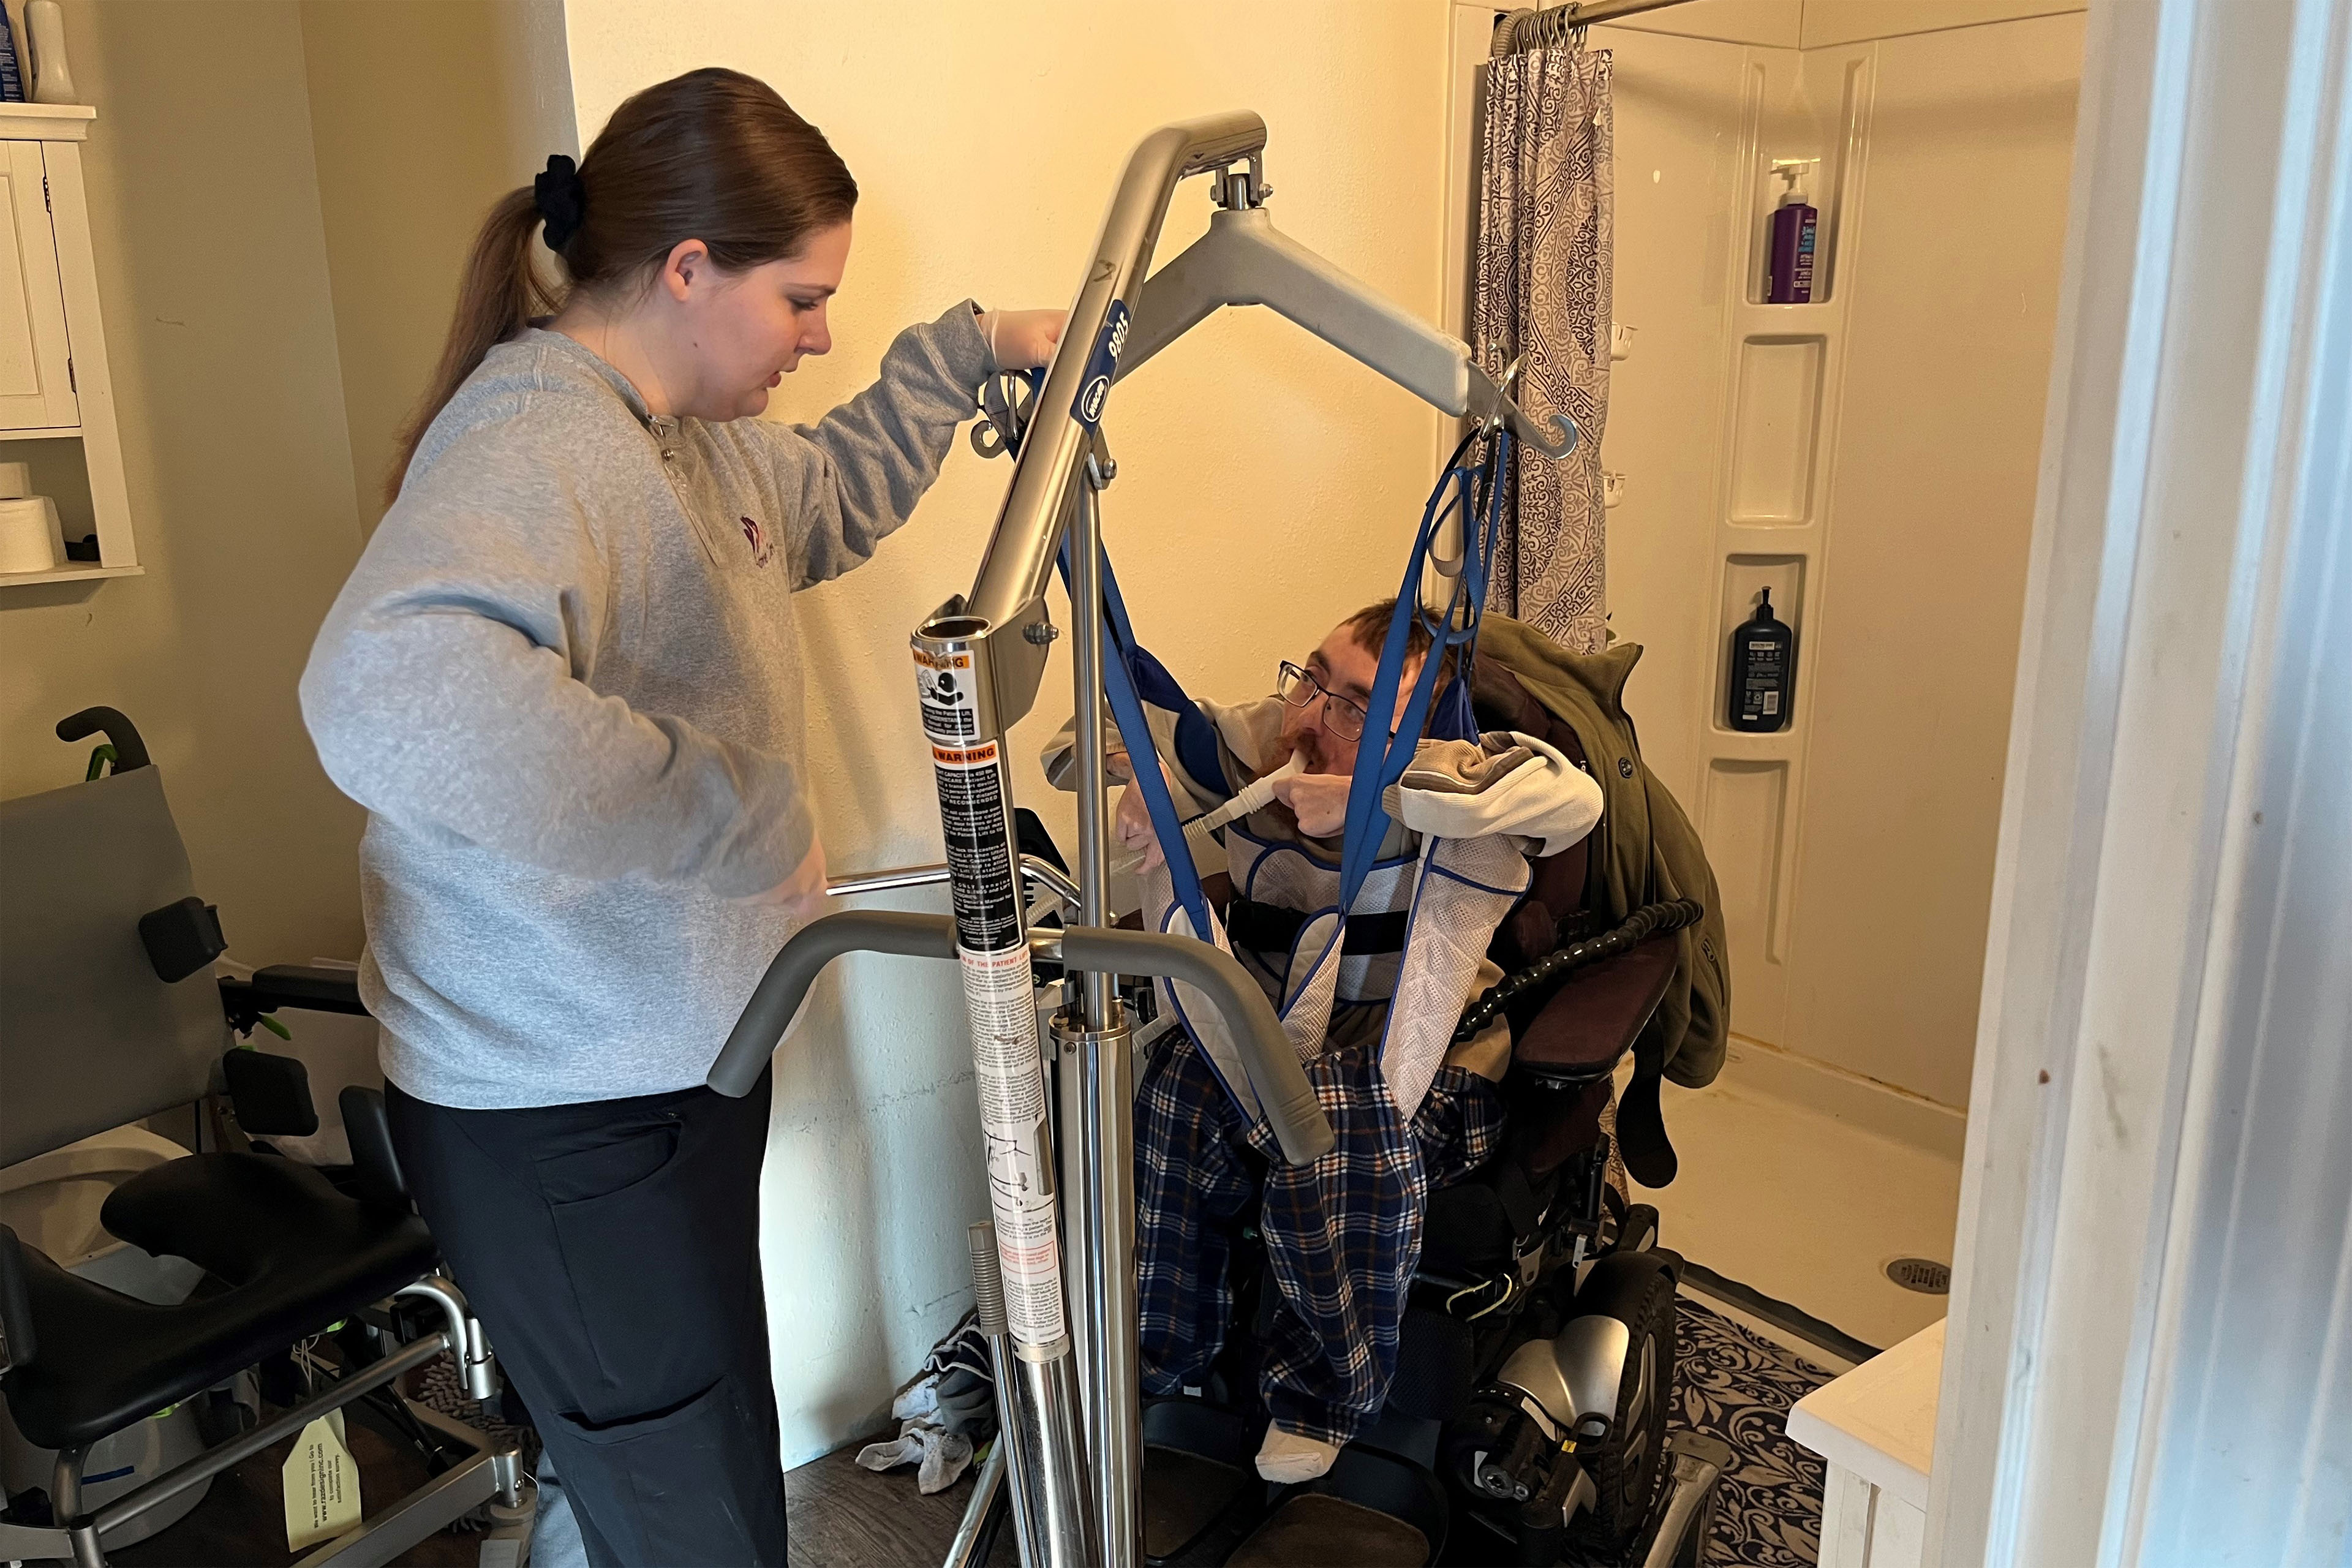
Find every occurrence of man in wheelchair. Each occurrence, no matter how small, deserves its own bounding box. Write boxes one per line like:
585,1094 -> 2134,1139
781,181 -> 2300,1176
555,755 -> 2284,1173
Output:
1057,601 -> 1602,1475
1046,603 -> 1728,1562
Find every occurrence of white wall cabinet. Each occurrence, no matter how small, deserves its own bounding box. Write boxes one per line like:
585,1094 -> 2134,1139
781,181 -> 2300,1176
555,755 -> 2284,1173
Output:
1787,1319 -> 1942,1568
0,139 -> 77,431
0,102 -> 138,590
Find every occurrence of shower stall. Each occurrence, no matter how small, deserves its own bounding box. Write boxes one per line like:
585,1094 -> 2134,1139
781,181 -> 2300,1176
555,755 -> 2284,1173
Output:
1445,0 -> 2088,1349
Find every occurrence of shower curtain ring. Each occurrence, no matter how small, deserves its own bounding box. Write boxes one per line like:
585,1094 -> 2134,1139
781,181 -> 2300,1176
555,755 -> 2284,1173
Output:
1484,356 -> 1527,440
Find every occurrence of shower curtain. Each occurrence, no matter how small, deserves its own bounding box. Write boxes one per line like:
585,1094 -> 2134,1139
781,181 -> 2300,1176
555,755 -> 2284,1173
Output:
1474,29 -> 1614,654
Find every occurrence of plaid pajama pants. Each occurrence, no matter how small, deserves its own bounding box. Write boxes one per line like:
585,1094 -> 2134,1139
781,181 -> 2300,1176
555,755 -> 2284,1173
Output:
1134,1029 -> 1506,1446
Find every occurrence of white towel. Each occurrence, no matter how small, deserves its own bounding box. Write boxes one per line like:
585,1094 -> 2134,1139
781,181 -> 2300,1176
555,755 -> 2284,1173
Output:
856,1419 -> 975,1494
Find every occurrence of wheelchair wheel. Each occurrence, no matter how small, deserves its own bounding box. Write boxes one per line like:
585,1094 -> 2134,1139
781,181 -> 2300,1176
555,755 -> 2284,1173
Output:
1567,1264 -> 1678,1555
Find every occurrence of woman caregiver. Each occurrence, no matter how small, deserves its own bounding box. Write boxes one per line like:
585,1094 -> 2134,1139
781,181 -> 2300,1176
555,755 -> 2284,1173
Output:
301,67 -> 1061,1567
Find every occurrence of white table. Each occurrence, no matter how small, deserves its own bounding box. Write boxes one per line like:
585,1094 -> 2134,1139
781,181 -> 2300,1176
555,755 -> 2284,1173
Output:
1785,1319 -> 1943,1568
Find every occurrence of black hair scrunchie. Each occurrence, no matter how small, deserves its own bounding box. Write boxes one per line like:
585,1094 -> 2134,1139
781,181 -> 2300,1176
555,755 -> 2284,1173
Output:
533,154 -> 586,254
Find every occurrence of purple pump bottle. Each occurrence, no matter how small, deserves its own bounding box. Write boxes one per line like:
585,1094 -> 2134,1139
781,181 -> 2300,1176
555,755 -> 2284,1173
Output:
1766,159 -> 1819,304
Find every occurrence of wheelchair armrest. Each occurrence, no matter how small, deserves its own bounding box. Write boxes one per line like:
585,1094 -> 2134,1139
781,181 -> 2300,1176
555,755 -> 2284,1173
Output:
0,1224 -> 36,1373
220,964 -> 369,1020
221,1048 -> 322,1137
339,1087 -> 410,1210
1510,935 -> 1681,1087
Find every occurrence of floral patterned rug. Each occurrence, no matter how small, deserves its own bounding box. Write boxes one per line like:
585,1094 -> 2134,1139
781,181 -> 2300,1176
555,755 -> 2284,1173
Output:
1668,1296 -> 1838,1567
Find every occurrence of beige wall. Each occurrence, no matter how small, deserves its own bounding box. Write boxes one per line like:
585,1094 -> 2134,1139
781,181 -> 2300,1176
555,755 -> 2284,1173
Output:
300,0 -> 574,532
1779,15 -> 2083,1109
0,0 -> 576,963
561,0 -> 1455,1463
0,0 -> 368,965
1572,24 -> 1751,818
1587,5 -> 2084,1109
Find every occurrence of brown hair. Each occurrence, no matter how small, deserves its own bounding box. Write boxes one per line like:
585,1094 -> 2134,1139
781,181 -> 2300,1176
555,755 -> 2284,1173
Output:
1341,599 -> 1459,685
390,67 -> 859,500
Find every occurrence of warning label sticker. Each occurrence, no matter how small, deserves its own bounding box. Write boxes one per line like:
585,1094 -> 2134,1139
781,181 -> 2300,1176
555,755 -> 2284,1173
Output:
960,943 -> 1066,1348
913,641 -> 1066,1351
931,746 -> 1020,952
913,645 -> 975,737
915,648 -> 1020,952
923,703 -> 978,739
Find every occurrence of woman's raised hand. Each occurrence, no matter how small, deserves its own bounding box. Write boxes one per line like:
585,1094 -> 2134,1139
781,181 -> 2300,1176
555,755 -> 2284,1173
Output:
980,309 -> 1068,371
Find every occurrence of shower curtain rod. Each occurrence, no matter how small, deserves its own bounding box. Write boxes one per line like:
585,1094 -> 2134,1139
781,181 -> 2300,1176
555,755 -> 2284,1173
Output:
1496,0 -> 1695,51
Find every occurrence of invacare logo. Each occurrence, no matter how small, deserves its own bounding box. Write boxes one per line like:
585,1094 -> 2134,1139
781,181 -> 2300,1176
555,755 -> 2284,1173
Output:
741,515 -> 774,569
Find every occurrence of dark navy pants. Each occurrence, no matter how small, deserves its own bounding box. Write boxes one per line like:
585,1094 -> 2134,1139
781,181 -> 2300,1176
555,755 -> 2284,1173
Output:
386,1069 -> 786,1567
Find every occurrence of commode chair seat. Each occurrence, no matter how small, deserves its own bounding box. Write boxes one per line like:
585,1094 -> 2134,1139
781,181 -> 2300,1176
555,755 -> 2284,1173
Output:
1,710 -> 521,1567
2,1152 -> 437,1453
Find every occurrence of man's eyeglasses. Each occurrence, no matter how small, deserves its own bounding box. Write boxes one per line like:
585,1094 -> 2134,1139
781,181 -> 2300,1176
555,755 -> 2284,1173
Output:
1277,661 -> 1368,741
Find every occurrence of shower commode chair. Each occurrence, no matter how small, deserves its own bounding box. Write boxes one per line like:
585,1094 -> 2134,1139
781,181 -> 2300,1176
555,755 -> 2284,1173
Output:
709,115 -> 1729,1567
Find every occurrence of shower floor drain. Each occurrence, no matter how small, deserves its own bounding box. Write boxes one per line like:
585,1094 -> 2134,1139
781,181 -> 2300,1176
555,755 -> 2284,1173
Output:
1882,1260 -> 1956,1297
1885,1257 -> 1952,1294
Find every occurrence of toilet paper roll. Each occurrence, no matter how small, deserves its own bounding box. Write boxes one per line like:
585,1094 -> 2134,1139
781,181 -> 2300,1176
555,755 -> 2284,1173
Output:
0,496 -> 64,574
0,462 -> 30,500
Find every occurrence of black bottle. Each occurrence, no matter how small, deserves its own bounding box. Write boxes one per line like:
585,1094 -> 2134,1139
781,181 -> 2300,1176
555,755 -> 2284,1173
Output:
1729,589 -> 1795,732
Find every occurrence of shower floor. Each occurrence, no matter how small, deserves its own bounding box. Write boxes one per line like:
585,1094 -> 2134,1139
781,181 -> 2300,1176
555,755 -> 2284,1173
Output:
1626,1039 -> 1966,1353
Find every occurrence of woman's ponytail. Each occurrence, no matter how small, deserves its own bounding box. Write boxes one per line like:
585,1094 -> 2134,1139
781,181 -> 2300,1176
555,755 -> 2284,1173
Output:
388,187 -> 560,503
387,68 -> 858,505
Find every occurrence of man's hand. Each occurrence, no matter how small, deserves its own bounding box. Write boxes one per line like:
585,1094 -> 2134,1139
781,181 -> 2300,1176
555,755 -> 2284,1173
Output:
1272,774 -> 1351,839
734,837 -> 828,921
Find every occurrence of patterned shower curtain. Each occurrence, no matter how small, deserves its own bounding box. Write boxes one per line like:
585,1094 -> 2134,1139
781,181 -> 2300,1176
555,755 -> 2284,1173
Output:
1474,26 -> 1614,654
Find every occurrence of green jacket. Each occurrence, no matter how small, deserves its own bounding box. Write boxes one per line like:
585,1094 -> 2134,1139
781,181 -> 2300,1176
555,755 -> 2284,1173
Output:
1479,617 -> 1730,1091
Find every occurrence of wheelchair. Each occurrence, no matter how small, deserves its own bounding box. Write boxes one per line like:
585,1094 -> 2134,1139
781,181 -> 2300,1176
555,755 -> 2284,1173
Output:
0,709 -> 530,1567
1105,662 -> 1733,1567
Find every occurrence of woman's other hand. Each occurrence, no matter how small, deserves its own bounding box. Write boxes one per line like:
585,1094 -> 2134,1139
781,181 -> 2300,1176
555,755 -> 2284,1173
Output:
735,837 -> 829,920
980,309 -> 1067,371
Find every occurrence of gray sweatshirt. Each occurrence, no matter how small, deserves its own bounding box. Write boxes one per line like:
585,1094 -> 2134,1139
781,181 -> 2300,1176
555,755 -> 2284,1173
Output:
301,305 -> 993,1109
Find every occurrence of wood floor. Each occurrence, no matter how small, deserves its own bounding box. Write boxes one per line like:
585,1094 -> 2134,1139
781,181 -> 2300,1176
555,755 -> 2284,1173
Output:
105,1408 -> 478,1567
786,1441 -> 1017,1568
96,1423 -> 1006,1567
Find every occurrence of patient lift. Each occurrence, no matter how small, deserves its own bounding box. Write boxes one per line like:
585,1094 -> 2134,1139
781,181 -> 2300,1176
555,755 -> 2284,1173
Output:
709,114 -> 1726,1567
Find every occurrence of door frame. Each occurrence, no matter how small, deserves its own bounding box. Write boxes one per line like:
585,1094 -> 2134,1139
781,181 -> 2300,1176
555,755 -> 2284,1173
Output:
1926,0 -> 2352,1559
1442,0 -> 2351,1553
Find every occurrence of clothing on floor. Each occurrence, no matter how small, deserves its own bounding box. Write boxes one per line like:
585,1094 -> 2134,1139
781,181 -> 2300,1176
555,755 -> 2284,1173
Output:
303,304 -> 997,1110
385,1069 -> 786,1568
890,1311 -> 995,1441
854,1421 -> 975,1494
858,1309 -> 997,1493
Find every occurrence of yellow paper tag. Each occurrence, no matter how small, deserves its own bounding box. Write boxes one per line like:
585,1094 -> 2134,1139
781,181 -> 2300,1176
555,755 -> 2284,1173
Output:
282,1414 -> 362,1551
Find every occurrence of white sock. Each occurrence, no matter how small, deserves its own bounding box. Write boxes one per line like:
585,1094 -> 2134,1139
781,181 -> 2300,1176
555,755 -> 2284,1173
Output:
1254,1423 -> 1342,1483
